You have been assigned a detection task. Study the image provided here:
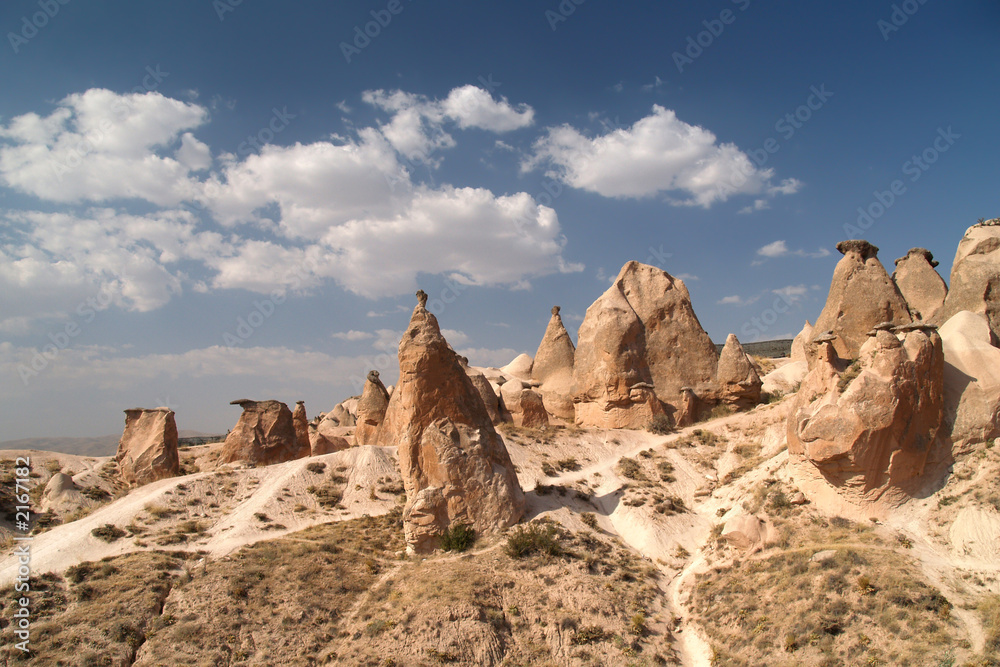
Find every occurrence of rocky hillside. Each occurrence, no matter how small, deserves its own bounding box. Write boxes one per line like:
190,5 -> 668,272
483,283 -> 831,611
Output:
1,224 -> 998,666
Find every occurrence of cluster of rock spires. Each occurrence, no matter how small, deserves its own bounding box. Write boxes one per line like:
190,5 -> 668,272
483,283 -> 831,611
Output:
110,217 -> 999,548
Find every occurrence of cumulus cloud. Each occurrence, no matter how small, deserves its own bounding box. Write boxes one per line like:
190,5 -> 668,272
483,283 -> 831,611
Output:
717,294 -> 760,307
523,105 -> 800,208
362,85 -> 533,162
0,89 -> 209,206
772,284 -> 810,304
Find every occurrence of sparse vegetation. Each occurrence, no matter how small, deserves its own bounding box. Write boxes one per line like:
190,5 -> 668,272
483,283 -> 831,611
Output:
647,414 -> 674,435
617,457 -> 644,480
305,461 -> 327,474
91,524 -> 127,542
505,522 -> 561,558
439,524 -> 476,552
837,358 -> 863,393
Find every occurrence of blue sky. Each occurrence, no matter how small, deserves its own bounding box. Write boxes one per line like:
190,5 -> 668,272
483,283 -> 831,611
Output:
1,1 -> 997,439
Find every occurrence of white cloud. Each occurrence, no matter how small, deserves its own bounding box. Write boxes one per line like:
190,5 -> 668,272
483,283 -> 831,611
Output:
372,328 -> 404,353
739,199 -> 770,214
331,330 -> 374,341
718,295 -> 744,305
641,76 -> 665,92
753,240 -> 831,265
0,89 -> 209,206
441,329 -> 470,346
363,85 -> 533,162
674,273 -> 699,282
523,105 -> 801,208
772,284 -> 810,304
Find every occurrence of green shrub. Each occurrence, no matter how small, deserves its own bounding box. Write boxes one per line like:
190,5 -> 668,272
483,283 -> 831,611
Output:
440,524 -> 476,552
505,522 -> 561,558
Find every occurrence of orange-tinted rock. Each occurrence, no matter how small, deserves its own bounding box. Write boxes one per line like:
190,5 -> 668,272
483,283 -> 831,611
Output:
292,401 -> 310,457
893,248 -> 947,322
934,220 -> 1000,342
376,296 -> 525,553
219,399 -> 307,466
812,240 -> 912,360
116,407 -> 179,486
499,381 -> 550,428
939,311 -> 1000,454
531,306 -> 576,421
355,371 -> 390,446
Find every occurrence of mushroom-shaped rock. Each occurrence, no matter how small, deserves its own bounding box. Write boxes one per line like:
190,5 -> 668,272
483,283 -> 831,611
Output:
893,248 -> 947,322
787,325 -> 944,503
219,400 -> 307,466
116,407 -> 179,486
499,380 -> 550,428
573,261 -> 716,428
812,240 -> 912,360
530,306 -> 576,421
355,371 -> 391,446
716,334 -> 763,411
292,401 -> 310,457
375,297 -> 525,553
939,311 -> 1000,454
934,221 -> 1000,342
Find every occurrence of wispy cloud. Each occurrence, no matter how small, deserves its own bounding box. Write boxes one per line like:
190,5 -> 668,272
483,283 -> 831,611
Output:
752,240 -> 831,265
331,330 -> 373,341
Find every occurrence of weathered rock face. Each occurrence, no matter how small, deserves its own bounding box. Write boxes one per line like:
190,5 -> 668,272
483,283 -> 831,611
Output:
331,399 -> 357,427
935,220 -> 1000,342
309,417 -> 352,455
376,297 -> 525,553
716,334 -> 762,411
465,366 -> 503,425
812,241 -> 912,360
116,407 -> 179,486
573,261 -> 716,428
787,326 -> 944,502
531,306 -> 576,421
501,353 -> 534,381
893,248 -> 948,322
939,311 -> 1000,454
354,371 -> 391,446
219,400 -> 307,466
499,381 -> 550,428
721,514 -> 776,551
40,473 -> 85,514
292,401 -> 311,457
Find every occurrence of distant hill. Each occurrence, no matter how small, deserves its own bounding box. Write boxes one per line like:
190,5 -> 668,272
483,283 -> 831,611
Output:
0,430 -> 224,457
714,338 -> 793,358
0,435 -> 119,457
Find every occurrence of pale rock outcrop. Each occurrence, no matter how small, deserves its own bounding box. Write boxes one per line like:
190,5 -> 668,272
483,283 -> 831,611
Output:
309,417 -> 352,455
721,514 -> 776,551
292,401 -> 310,457
716,334 -> 762,411
939,311 -> 1000,454
354,371 -> 391,446
376,293 -> 525,553
499,380 -> 550,428
676,387 -> 699,428
40,473 -> 87,514
219,400 -> 308,466
790,320 -> 813,363
331,399 -> 357,427
812,240 -> 912,360
787,325 -> 944,502
531,306 -> 576,421
501,353 -> 534,381
116,407 -> 179,486
761,361 -> 808,396
893,248 -> 947,321
573,261 -> 716,428
935,220 -> 1000,342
